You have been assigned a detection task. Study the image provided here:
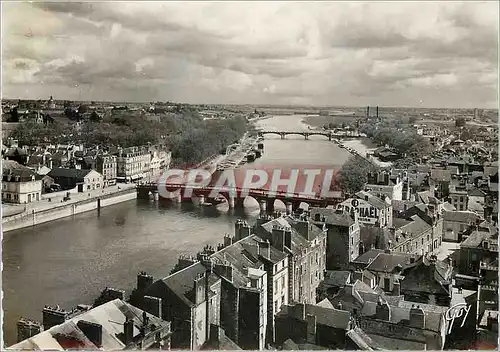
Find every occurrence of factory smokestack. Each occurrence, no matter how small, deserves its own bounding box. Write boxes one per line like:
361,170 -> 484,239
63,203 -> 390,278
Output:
376,106 -> 379,119
366,106 -> 370,118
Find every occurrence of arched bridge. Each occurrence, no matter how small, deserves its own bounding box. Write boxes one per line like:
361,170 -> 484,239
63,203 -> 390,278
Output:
136,164 -> 344,213
257,130 -> 362,140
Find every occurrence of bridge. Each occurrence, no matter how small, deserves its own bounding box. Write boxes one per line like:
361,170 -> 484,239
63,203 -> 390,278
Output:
257,130 -> 362,140
138,183 -> 341,213
136,164 -> 344,214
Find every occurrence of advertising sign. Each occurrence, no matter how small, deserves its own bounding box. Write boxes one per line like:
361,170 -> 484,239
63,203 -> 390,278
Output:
445,303 -> 471,334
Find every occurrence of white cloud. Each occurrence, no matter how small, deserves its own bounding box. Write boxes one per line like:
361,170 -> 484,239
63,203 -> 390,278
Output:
2,1 -> 498,108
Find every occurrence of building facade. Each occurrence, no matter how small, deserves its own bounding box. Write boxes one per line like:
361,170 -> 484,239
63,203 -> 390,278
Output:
115,147 -> 151,182
2,168 -> 42,204
96,155 -> 117,186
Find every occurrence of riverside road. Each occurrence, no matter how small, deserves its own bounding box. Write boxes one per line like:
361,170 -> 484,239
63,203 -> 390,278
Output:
2,114 -> 362,345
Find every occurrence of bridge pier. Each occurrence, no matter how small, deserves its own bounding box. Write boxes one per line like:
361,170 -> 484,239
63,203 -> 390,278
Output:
285,202 -> 293,215
328,134 -> 332,141
197,194 -> 205,206
280,133 -> 285,140
304,134 -> 309,140
228,196 -> 235,209
259,200 -> 267,215
266,198 -> 275,214
292,201 -> 301,212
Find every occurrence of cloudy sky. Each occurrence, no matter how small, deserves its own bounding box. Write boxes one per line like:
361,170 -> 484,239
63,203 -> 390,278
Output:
2,1 -> 498,108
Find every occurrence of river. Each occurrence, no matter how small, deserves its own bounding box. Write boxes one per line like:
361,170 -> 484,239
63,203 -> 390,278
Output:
1,114 -> 352,346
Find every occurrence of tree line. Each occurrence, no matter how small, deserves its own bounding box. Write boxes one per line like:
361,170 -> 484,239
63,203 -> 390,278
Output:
10,107 -> 249,165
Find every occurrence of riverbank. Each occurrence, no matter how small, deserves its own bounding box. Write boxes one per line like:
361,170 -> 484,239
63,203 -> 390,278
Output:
301,114 -> 358,129
2,184 -> 137,233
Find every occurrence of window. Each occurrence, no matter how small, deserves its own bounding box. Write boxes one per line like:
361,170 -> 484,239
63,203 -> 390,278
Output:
282,295 -> 285,306
274,280 -> 278,293
274,301 -> 278,312
281,276 -> 285,289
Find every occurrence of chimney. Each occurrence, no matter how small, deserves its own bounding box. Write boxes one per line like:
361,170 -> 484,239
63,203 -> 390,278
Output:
409,305 -> 425,328
258,240 -> 271,259
306,314 -> 317,344
376,299 -> 391,321
42,306 -> 69,330
137,272 -> 154,291
214,262 -> 234,282
366,106 -> 370,118
352,271 -> 363,283
223,235 -> 233,247
487,312 -> 498,332
235,220 -> 251,241
123,318 -> 134,345
141,296 -> 162,318
17,318 -> 42,343
392,280 -> 401,296
295,219 -> 310,241
193,273 -> 207,305
271,225 -> 291,252
77,320 -> 103,348
376,106 -> 379,119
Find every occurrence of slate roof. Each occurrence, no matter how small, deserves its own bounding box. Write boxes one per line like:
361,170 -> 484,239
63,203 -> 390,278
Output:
353,249 -> 384,266
8,299 -> 170,350
461,229 -> 495,248
360,301 -> 443,333
2,160 -> 27,170
398,215 -> 432,238
355,191 -> 390,209
48,168 -> 93,180
305,304 -> 351,330
322,270 -> 351,288
446,165 -> 460,175
346,327 -> 377,350
408,164 -> 431,174
366,252 -> 419,273
408,172 -> 429,187
391,200 -> 420,213
400,257 -> 452,295
359,226 -> 393,250
468,188 -> 486,197
430,169 -> 451,182
147,262 -> 220,307
309,207 -> 354,227
3,166 -> 37,182
443,210 -> 480,224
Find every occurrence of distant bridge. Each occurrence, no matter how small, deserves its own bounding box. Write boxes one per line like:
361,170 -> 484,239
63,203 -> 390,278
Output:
257,130 -> 362,140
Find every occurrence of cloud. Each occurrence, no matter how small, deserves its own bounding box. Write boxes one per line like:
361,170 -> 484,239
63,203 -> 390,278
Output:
2,1 -> 498,108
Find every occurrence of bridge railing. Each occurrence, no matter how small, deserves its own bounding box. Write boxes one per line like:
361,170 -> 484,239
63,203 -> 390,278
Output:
157,183 -> 339,200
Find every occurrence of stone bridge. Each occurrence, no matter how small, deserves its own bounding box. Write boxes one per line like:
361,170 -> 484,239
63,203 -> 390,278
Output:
257,130 -> 362,140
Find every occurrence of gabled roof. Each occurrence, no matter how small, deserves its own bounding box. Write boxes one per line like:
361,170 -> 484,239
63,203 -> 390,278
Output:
355,191 -> 390,209
443,210 -> 480,224
48,168 -> 93,179
430,169 -> 451,182
310,207 -> 354,227
8,299 -> 170,350
148,262 -> 220,307
366,252 -> 419,273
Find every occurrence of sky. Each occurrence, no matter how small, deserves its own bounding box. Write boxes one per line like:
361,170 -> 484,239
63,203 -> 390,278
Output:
2,1 -> 499,108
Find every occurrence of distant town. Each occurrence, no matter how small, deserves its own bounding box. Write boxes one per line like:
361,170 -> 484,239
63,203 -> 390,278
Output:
2,96 -> 498,350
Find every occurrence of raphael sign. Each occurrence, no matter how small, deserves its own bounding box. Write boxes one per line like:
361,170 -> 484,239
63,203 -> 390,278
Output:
445,303 -> 471,334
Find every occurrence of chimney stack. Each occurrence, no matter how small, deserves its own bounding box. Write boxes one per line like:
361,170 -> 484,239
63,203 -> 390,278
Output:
366,106 -> 370,118
123,318 -> 134,345
409,305 -> 426,328
77,321 -> 103,348
376,106 -> 379,119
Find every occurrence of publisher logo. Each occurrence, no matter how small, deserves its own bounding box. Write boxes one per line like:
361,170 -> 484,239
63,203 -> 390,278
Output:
156,165 -> 342,200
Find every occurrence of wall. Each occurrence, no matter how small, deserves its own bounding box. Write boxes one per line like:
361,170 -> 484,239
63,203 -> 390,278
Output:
2,180 -> 43,204
2,189 -> 137,232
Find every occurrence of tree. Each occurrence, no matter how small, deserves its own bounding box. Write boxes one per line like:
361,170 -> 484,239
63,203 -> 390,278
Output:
455,117 -> 466,127
89,111 -> 101,122
338,157 -> 379,195
7,107 -> 19,122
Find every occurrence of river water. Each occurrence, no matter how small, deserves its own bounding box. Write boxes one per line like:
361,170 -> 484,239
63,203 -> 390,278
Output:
2,115 -> 352,346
